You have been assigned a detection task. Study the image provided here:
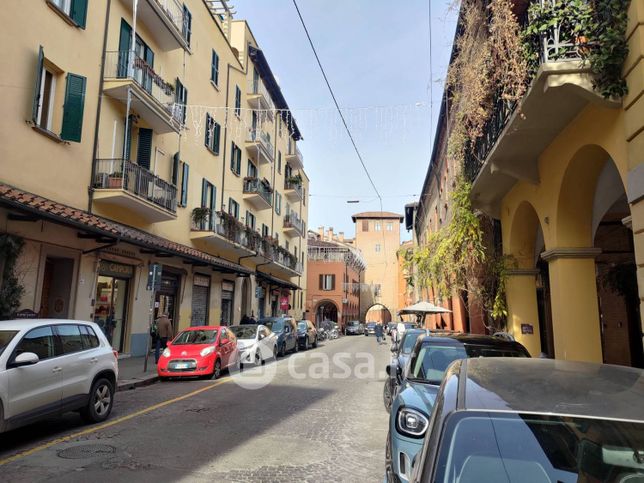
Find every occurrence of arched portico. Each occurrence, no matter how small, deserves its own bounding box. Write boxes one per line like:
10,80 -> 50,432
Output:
364,303 -> 392,324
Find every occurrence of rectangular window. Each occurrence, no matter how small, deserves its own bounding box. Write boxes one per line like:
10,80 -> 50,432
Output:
230,142 -> 241,175
175,79 -> 187,124
262,224 -> 269,238
210,49 -> 219,85
277,151 -> 282,174
319,274 -> 335,291
247,160 -> 257,178
234,85 -> 241,116
246,211 -> 256,230
15,326 -> 56,360
205,113 -> 220,154
182,4 -> 192,46
362,220 -> 369,232
55,324 -> 84,354
180,162 -> 189,207
386,222 -> 393,231
375,222 -> 382,231
79,325 -> 99,349
375,244 -> 381,252
51,0 -> 87,28
275,191 -> 282,215
285,240 -> 289,251
200,179 -> 216,230
228,198 -> 239,219
303,187 -> 306,206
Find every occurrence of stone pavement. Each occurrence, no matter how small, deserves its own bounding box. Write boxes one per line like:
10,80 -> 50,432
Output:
116,355 -> 158,391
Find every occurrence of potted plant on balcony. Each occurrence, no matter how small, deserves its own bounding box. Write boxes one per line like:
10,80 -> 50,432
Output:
191,207 -> 211,230
108,172 -> 124,189
286,174 -> 302,186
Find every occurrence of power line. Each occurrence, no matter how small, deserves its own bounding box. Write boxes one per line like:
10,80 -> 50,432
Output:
291,0 -> 390,276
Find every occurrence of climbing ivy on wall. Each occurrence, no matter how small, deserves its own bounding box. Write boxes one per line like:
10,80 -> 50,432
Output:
0,234 -> 25,320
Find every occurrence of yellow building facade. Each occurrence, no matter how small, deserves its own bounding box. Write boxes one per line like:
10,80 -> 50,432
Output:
466,1 -> 644,366
0,0 -> 309,356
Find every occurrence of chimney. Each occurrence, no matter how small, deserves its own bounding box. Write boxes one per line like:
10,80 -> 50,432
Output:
318,226 -> 324,239
327,227 -> 334,240
338,232 -> 345,242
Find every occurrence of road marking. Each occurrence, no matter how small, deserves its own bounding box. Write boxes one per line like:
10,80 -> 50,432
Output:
0,378 -> 232,467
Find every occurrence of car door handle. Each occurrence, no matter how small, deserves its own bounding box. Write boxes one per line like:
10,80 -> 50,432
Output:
90,357 -> 98,364
52,367 -> 62,373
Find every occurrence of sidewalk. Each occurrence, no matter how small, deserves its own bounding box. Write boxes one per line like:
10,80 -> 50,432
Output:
117,355 -> 159,391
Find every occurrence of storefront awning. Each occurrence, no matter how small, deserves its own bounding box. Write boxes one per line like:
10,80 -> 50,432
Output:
0,183 -> 252,276
255,270 -> 300,291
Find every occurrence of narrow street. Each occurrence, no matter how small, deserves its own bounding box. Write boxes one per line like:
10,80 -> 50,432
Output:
0,336 -> 390,482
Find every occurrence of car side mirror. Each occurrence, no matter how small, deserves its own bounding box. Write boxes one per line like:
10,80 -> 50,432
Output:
10,352 -> 39,368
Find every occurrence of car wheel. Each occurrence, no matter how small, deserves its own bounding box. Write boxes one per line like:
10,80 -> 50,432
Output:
383,380 -> 393,412
294,341 -> 299,353
280,343 -> 286,357
313,336 -> 318,348
81,377 -> 114,423
211,359 -> 222,380
255,352 -> 262,366
304,338 -> 309,350
273,345 -> 278,360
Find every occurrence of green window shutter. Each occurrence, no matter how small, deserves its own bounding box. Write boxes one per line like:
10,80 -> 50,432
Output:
32,46 -> 44,123
230,143 -> 235,171
213,122 -> 221,155
319,275 -> 323,290
136,128 -> 153,170
211,50 -> 219,84
171,152 -> 180,185
201,178 -> 208,208
60,73 -> 86,142
70,0 -> 88,29
204,113 -> 211,147
181,163 -> 189,206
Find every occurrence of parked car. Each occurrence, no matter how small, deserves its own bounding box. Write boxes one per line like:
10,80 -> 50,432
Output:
229,324 -> 277,366
260,317 -> 298,357
157,326 -> 238,380
297,320 -> 318,350
386,334 -> 530,483
0,319 -> 118,434
384,328 -> 430,412
365,322 -> 377,336
410,358 -> 644,482
345,320 -> 364,335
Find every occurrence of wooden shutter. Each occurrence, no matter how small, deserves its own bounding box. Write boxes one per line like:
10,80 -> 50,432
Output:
201,179 -> 208,208
213,122 -> 221,154
211,50 -> 219,84
331,275 -> 336,291
70,0 -> 88,28
205,113 -> 211,147
362,219 -> 369,232
172,152 -> 180,185
182,5 -> 192,45
181,163 -> 189,206
137,128 -> 153,170
32,46 -> 44,123
319,274 -> 323,290
118,20 -> 131,78
60,73 -> 86,142
235,86 -> 241,113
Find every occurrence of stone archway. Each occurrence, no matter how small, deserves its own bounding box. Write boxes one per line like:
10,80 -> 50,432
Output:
314,299 -> 339,326
364,303 -> 392,324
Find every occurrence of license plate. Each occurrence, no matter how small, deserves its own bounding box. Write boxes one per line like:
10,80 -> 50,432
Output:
174,362 -> 189,369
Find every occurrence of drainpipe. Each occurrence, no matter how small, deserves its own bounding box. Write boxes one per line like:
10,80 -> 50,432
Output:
220,64 -> 233,210
88,0 -> 112,212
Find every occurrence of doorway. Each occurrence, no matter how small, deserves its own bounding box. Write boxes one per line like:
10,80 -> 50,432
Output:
155,271 -> 181,333
39,256 -> 74,319
95,276 -> 130,352
221,280 -> 234,325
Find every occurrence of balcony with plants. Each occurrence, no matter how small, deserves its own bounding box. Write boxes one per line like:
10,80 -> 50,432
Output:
190,209 -> 262,255
283,212 -> 304,238
445,0 -> 628,216
284,173 -> 303,202
92,158 -> 177,222
103,51 -> 182,134
243,177 -> 273,210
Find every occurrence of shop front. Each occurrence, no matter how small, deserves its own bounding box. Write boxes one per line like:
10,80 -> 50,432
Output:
155,270 -> 182,333
94,260 -> 134,352
191,274 -> 211,326
221,280 -> 234,325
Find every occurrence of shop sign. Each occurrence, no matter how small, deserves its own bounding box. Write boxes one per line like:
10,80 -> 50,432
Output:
194,274 -> 210,287
255,286 -> 265,298
146,263 -> 162,291
222,281 -> 235,292
99,260 -> 134,279
280,296 -> 290,310
14,309 -> 38,319
521,323 -> 534,335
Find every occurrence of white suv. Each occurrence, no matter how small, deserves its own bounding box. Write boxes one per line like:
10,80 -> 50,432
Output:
0,319 -> 119,433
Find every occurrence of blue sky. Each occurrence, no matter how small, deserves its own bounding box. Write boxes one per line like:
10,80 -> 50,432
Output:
234,0 -> 457,241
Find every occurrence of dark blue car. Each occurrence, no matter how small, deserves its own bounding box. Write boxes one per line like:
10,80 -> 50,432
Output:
259,317 -> 298,357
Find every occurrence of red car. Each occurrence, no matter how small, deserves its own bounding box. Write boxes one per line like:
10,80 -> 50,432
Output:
157,326 -> 239,380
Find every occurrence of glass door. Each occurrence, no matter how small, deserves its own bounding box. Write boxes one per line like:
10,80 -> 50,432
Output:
94,276 -> 129,352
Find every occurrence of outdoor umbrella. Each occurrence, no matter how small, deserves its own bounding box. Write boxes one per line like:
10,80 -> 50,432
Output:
398,301 -> 452,328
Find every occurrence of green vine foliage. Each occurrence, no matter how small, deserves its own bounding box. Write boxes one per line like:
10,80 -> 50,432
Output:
0,234 -> 25,320
524,0 -> 629,98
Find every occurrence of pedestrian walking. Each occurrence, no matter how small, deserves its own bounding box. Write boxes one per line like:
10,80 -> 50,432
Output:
155,312 -> 173,364
375,323 -> 384,344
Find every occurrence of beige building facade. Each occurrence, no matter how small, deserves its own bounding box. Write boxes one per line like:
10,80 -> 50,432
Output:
0,0 -> 309,356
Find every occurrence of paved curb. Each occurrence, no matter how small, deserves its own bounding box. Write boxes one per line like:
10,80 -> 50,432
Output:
117,374 -> 159,392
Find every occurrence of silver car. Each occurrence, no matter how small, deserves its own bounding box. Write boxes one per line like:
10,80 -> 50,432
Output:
0,319 -> 119,433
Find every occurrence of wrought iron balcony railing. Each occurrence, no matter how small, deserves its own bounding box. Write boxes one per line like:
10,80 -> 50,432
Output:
243,177 -> 273,206
283,213 -> 304,236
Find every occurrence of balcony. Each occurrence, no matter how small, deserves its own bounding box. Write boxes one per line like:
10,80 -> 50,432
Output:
286,143 -> 303,169
466,2 -> 620,217
120,0 -> 189,51
259,240 -> 303,276
243,177 -> 273,210
245,129 -> 274,165
190,211 -> 262,256
284,177 -> 303,202
92,158 -> 177,222
103,51 -> 182,134
283,213 -> 304,238
247,78 -> 274,117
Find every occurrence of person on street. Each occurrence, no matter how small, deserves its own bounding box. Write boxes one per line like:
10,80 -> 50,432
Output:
155,312 -> 173,364
375,323 -> 384,344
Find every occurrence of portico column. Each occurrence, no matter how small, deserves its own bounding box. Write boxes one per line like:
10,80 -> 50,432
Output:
542,248 -> 602,362
505,269 -> 541,357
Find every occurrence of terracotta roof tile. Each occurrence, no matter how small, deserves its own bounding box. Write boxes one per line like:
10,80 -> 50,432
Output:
351,211 -> 403,221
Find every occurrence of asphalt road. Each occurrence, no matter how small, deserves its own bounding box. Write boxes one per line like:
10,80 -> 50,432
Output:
0,334 -> 391,482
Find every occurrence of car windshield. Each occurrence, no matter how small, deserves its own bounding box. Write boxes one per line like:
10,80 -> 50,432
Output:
347,321 -> 359,327
401,332 -> 423,354
172,329 -> 218,345
229,326 -> 257,339
367,323 -> 376,327
297,322 -> 307,330
263,320 -> 284,333
434,412 -> 644,483
0,330 -> 18,357
411,343 -> 528,384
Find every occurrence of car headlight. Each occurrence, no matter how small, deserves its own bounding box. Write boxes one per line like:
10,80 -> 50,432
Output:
396,407 -> 429,438
200,346 -> 216,357
162,348 -> 171,358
